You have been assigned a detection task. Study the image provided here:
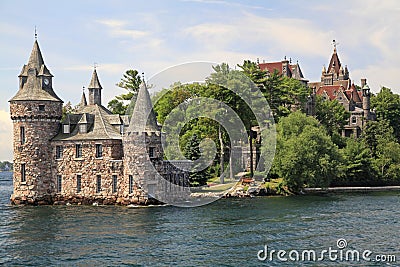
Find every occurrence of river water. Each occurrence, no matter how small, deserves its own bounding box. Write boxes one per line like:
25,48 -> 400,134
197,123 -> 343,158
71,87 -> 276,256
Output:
0,171 -> 399,266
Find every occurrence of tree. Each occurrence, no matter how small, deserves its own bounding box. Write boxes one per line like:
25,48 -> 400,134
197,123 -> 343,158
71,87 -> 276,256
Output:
334,138 -> 375,186
315,95 -> 350,137
184,134 -> 210,186
107,69 -> 142,115
273,112 -> 341,192
371,87 -> 400,141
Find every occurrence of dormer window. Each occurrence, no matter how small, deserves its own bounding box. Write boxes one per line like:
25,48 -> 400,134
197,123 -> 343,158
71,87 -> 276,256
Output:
79,124 -> 87,134
63,124 -> 70,134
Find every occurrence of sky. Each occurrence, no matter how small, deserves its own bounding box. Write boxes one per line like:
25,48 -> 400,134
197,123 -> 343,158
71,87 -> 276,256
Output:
0,0 -> 399,160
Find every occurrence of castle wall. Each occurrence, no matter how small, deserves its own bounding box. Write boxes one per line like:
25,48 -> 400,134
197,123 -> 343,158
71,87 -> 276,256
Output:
51,139 -> 126,204
10,101 -> 62,205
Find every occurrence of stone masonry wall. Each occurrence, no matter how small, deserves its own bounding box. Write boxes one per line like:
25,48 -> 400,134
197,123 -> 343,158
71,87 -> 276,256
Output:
10,100 -> 62,205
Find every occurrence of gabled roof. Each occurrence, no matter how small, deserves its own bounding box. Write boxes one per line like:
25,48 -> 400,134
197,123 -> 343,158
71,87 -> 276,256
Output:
53,104 -> 123,141
316,85 -> 347,101
327,48 -> 342,76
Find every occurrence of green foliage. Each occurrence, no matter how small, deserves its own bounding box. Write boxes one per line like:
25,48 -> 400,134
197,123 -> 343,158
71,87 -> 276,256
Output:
62,101 -> 75,121
371,87 -> 400,140
0,161 -> 13,171
238,61 -> 310,122
273,112 -> 341,192
183,134 -> 210,186
333,138 -> 375,186
107,69 -> 142,115
315,95 -> 350,136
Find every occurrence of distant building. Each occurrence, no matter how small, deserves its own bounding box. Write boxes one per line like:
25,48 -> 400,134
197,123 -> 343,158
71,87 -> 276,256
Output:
308,42 -> 375,137
258,57 -> 309,85
9,39 -> 190,205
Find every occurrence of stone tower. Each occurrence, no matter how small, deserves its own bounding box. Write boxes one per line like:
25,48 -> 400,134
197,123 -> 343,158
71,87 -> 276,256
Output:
123,81 -> 164,204
362,83 -> 371,120
88,68 -> 102,105
9,40 -> 63,205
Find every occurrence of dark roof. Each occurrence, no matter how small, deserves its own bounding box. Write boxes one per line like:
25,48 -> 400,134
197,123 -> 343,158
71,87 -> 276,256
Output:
327,48 -> 342,76
53,104 -> 124,141
88,69 -> 102,89
127,82 -> 159,133
10,40 -> 62,102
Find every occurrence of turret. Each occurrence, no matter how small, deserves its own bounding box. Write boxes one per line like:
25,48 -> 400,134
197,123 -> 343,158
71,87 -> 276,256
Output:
88,68 -> 102,105
9,39 -> 63,204
362,83 -> 371,120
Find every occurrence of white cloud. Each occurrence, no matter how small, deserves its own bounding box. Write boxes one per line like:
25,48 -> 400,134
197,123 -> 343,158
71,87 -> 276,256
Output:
96,19 -> 149,39
0,109 -> 13,161
182,12 -> 332,58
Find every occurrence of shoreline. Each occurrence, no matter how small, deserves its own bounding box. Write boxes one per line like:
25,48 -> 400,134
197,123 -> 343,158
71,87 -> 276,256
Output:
303,186 -> 400,194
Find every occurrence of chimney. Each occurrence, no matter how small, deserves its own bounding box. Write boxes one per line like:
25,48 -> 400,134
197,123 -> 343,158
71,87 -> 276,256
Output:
361,78 -> 367,88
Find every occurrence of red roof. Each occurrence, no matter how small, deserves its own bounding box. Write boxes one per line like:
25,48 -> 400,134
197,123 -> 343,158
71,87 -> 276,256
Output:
259,62 -> 286,75
316,85 -> 346,101
327,50 -> 341,76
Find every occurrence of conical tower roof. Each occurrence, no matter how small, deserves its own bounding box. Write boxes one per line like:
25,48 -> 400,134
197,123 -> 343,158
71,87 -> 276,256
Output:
9,39 -> 62,102
88,69 -> 102,89
28,40 -> 44,71
128,81 -> 159,132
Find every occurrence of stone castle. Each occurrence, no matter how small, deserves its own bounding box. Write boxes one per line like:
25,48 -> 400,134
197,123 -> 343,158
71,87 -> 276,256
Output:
10,39 -> 190,205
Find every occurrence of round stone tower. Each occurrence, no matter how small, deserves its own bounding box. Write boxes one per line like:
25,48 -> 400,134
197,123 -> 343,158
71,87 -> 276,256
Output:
362,83 -> 371,120
9,39 -> 63,204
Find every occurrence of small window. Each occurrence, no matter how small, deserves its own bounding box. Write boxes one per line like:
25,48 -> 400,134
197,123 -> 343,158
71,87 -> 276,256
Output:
39,105 -> 45,111
120,124 -> 124,135
21,163 -> 26,182
352,117 -> 357,124
149,147 -> 155,158
95,144 -> 103,158
112,175 -> 117,193
77,175 -> 82,193
76,144 -> 82,158
79,124 -> 87,134
57,175 -> 62,193
20,126 -> 25,145
129,175 -> 133,194
63,124 -> 70,134
56,145 -> 63,159
96,175 -> 101,193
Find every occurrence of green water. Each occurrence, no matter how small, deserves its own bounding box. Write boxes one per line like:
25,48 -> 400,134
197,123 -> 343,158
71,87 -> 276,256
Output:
0,172 -> 399,266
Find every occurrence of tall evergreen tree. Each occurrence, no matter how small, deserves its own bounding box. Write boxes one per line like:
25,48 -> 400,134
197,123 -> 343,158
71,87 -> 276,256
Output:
184,134 -> 210,187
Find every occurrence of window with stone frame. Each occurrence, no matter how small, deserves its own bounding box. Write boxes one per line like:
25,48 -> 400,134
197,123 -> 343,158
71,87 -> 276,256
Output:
129,175 -> 133,194
56,145 -> 63,159
149,147 -> 155,158
95,144 -> 103,158
77,175 -> 82,193
75,144 -> 82,158
112,175 -> 117,193
21,163 -> 26,182
352,116 -> 357,124
57,175 -> 62,193
96,175 -> 101,193
20,126 -> 25,145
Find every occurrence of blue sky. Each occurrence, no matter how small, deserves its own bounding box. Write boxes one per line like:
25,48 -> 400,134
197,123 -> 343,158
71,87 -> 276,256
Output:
0,0 -> 399,160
